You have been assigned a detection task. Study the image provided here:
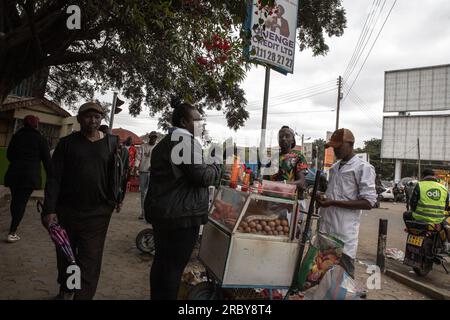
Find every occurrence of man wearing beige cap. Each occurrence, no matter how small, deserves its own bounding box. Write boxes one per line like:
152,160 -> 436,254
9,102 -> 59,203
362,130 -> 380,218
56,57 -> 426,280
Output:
316,128 -> 377,278
42,102 -> 119,299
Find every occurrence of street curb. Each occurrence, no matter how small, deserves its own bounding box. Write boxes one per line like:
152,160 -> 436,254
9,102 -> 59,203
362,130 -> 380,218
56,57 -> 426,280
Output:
385,269 -> 450,300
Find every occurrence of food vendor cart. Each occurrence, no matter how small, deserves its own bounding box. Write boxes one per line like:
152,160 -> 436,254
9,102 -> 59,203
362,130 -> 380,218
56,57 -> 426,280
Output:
189,179 -> 312,299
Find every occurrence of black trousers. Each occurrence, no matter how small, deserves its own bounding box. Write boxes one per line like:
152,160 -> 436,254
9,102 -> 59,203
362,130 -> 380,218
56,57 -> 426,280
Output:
56,204 -> 113,300
9,187 -> 33,233
150,224 -> 200,300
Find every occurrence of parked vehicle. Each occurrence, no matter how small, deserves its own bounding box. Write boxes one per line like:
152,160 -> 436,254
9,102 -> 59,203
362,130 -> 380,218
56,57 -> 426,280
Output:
403,218 -> 449,276
379,187 -> 395,201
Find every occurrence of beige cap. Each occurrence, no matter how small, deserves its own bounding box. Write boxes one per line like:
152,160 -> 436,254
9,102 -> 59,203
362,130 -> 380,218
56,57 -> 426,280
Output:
325,128 -> 355,148
78,102 -> 105,115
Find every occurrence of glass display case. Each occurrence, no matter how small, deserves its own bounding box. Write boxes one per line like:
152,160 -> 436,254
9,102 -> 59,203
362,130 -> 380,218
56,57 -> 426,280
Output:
200,185 -> 301,288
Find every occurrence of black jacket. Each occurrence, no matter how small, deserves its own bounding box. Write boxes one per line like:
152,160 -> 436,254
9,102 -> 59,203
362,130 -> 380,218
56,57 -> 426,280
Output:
146,128 -> 219,228
4,126 -> 51,189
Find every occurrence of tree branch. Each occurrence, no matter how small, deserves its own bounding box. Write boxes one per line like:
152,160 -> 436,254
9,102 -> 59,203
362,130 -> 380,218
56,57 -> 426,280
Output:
45,51 -> 99,66
21,0 -> 45,59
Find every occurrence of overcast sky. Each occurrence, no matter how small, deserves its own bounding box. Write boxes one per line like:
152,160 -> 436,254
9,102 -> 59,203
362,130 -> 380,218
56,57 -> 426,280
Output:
95,0 -> 450,148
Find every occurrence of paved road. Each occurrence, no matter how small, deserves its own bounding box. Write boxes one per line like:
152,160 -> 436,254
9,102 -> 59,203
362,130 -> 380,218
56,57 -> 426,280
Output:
357,201 -> 450,294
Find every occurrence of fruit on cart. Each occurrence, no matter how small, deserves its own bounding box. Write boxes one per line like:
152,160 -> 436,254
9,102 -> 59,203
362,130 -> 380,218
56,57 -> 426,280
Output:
211,210 -> 221,220
212,199 -> 238,224
245,214 -> 279,222
298,233 -> 344,291
237,216 -> 290,236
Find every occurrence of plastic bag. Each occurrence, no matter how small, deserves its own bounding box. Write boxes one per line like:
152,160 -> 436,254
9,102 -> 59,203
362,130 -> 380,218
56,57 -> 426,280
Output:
298,232 -> 344,291
313,265 -> 362,300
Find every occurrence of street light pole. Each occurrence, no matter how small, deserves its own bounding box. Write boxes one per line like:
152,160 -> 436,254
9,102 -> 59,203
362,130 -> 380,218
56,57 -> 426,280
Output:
109,92 -> 118,130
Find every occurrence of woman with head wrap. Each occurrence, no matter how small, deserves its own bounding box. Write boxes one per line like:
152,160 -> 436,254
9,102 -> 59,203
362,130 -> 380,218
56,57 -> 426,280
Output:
270,126 -> 308,193
4,115 -> 51,242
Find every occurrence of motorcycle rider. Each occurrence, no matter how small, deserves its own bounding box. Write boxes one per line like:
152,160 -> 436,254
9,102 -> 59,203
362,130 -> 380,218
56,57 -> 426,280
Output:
403,168 -> 450,252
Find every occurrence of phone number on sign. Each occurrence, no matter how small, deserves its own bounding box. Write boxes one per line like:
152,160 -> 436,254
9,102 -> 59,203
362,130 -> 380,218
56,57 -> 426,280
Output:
251,46 -> 293,69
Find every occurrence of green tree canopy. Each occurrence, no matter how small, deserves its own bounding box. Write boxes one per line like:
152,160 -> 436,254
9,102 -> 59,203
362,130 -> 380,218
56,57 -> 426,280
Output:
1,0 -> 346,130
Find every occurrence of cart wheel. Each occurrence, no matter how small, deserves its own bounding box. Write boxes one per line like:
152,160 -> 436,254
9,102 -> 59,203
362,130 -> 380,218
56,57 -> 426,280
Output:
136,228 -> 155,255
188,281 -> 222,300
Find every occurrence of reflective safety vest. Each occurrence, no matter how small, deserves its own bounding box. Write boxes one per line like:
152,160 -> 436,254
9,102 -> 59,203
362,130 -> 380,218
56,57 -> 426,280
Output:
413,181 -> 448,224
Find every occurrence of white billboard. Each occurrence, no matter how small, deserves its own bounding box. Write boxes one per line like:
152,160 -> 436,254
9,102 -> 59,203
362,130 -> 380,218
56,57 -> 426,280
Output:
384,64 -> 450,112
355,153 -> 369,162
381,115 -> 450,161
246,0 -> 299,74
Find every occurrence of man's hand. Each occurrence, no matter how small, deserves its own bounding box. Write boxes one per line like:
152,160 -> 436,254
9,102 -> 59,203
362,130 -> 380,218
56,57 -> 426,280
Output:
317,199 -> 335,208
42,213 -> 58,229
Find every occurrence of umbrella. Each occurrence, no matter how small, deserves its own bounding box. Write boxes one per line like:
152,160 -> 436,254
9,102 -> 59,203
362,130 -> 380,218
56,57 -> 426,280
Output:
48,223 -> 76,264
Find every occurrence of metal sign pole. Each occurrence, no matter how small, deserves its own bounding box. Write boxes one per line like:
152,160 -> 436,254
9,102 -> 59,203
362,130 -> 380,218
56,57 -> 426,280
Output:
109,92 -> 118,130
259,66 -> 271,156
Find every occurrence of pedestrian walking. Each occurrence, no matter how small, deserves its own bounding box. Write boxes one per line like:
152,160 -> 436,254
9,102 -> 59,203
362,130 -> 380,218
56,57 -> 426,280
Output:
4,115 -> 51,242
146,102 -> 219,300
42,102 -> 119,300
136,131 -> 158,219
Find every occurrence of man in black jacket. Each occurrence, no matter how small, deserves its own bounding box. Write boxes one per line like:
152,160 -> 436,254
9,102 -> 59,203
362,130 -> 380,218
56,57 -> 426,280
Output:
42,102 -> 117,300
4,115 -> 51,242
146,102 -> 219,300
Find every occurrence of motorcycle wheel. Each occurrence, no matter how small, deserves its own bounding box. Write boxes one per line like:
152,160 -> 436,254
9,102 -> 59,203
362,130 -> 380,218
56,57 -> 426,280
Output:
136,228 -> 155,255
413,264 -> 432,277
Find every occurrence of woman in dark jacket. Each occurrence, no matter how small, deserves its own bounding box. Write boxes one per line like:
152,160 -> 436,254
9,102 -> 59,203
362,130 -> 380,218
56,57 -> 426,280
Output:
4,115 -> 51,242
146,102 -> 219,300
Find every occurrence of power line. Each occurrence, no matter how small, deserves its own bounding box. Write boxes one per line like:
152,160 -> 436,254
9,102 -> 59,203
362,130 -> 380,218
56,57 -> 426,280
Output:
245,80 -> 335,109
250,87 -> 336,109
343,0 -> 397,100
246,86 -> 336,110
342,0 -> 380,80
206,108 -> 334,118
344,84 -> 383,128
343,0 -> 387,82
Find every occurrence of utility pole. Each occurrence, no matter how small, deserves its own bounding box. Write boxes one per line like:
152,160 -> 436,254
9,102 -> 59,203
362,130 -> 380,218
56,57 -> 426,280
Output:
335,76 -> 342,131
315,145 -> 318,169
301,134 -> 304,149
417,138 -> 421,178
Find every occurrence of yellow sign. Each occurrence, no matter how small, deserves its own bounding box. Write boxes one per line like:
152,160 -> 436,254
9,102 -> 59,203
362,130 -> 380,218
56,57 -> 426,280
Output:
407,235 -> 424,247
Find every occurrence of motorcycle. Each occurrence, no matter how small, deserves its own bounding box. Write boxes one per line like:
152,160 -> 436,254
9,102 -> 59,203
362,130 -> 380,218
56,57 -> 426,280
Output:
403,216 -> 449,277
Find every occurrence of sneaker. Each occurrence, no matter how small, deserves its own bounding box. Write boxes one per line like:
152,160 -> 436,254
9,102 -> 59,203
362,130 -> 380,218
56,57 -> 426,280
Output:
7,233 -> 20,243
